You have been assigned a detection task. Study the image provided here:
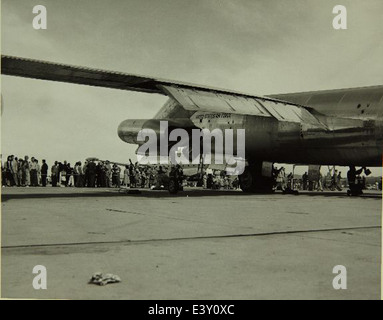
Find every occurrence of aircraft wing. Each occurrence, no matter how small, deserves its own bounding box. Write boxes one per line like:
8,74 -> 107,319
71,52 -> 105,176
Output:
2,55 -> 326,126
1,55 -> 303,107
1,55 -> 165,94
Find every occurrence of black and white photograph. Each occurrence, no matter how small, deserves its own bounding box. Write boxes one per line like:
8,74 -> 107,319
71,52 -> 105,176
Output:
1,0 -> 382,302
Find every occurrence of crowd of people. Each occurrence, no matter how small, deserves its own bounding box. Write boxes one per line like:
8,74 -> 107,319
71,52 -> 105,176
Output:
1,156 -> 169,189
272,166 -> 372,192
202,171 -> 240,190
1,154 -> 243,191
1,155 -> 376,192
2,155 -> 49,187
300,169 -> 344,191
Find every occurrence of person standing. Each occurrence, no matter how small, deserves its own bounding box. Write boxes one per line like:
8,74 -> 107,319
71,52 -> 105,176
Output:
123,165 -> 130,187
87,160 -> 96,187
2,161 -> 7,187
275,167 -> 286,191
317,173 -> 323,191
286,172 -> 294,191
135,168 -> 141,188
302,172 -> 308,190
140,169 -> 147,188
128,160 -> 136,188
82,161 -> 88,187
73,162 -> 80,187
11,156 -> 19,186
203,173 -> 207,189
61,161 -> 68,187
148,167 -> 155,189
330,170 -> 338,191
336,171 -> 342,191
78,161 -> 84,187
112,164 -> 121,188
57,162 -> 62,185
30,159 -> 38,186
74,161 -> 84,187
51,161 -> 59,187
105,161 -> 112,187
17,159 -> 24,186
6,155 -> 15,186
66,163 -> 74,187
13,157 -> 19,186
41,160 -> 48,187
76,162 -> 84,187
23,156 -> 31,187
36,159 -> 41,186
95,162 -> 102,187
100,162 -> 107,187
224,176 -> 230,190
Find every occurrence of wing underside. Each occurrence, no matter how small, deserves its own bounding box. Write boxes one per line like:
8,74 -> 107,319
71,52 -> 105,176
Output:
1,55 -> 163,94
1,55 -> 303,110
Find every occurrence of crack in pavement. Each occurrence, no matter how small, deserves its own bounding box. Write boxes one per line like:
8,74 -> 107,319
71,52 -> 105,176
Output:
2,225 -> 381,250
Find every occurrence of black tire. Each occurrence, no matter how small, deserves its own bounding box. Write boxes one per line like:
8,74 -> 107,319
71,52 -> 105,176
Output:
239,166 -> 274,193
168,178 -> 179,194
239,167 -> 254,192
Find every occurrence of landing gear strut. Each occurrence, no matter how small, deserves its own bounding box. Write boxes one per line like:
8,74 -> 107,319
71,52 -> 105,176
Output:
168,177 -> 179,194
239,162 -> 274,193
168,166 -> 184,194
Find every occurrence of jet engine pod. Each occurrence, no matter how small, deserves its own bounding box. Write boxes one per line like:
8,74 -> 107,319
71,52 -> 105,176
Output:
117,118 -> 198,145
117,119 -> 149,144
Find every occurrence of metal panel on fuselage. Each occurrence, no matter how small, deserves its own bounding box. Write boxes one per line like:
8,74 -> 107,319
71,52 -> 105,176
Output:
270,85 -> 383,120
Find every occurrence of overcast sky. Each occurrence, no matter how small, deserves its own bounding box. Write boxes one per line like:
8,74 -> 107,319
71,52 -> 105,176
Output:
2,0 -> 383,175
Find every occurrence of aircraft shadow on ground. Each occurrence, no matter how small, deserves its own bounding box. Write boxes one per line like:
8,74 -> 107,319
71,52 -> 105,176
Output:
1,189 -> 381,201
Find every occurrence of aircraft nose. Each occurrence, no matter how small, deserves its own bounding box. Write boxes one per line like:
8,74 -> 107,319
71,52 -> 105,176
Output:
117,119 -> 147,144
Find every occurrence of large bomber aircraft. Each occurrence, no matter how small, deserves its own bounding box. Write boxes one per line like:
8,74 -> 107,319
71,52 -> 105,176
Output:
2,55 -> 382,192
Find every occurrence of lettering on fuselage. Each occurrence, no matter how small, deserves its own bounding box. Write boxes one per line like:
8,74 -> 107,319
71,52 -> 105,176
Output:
195,113 -> 232,120
136,121 -> 245,175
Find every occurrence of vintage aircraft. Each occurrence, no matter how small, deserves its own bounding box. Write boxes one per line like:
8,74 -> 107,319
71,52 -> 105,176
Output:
2,55 -> 382,192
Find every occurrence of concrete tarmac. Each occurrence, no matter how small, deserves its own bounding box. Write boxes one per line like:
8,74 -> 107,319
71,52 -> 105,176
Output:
1,187 -> 381,299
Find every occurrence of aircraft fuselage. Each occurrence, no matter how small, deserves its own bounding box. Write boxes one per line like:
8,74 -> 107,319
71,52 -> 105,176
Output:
118,85 -> 383,167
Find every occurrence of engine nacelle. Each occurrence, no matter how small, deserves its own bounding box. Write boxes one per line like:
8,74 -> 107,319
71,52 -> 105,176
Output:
117,118 -> 197,145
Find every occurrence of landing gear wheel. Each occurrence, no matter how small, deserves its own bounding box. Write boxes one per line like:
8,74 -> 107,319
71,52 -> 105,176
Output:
239,165 -> 274,193
168,178 -> 179,194
239,167 -> 254,193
